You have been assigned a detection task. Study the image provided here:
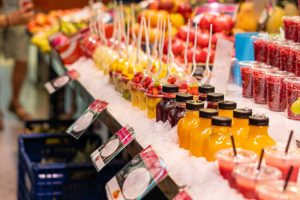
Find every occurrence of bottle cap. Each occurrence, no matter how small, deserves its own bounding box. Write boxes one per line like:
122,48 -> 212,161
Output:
176,94 -> 193,102
212,116 -> 232,126
219,100 -> 237,110
199,108 -> 218,119
207,93 -> 224,102
249,115 -> 269,126
233,108 -> 253,119
186,100 -> 204,110
162,85 -> 179,93
199,84 -> 215,93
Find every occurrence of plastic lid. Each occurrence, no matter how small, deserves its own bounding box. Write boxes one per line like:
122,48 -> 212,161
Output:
162,85 -> 179,93
176,94 -> 193,102
233,108 -> 252,119
207,93 -> 224,102
212,116 -> 232,126
199,84 -> 215,93
218,101 -> 237,110
249,115 -> 269,126
186,100 -> 204,110
199,108 -> 218,118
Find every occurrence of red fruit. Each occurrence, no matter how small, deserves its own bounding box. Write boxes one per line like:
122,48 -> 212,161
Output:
177,3 -> 192,20
198,49 -> 207,63
199,13 -> 217,30
187,48 -> 202,63
177,25 -> 189,41
172,39 -> 185,55
180,82 -> 188,90
197,32 -> 210,48
168,76 -> 177,84
212,14 -> 234,33
159,0 -> 175,12
201,48 -> 215,63
152,87 -> 159,95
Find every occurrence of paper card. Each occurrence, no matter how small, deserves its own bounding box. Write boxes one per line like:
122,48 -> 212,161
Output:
173,190 -> 193,200
105,146 -> 168,200
91,125 -> 135,172
67,100 -> 108,139
209,38 -> 234,94
44,69 -> 79,94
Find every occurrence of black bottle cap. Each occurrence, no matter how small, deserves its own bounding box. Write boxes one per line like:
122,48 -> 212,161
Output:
162,85 -> 179,93
186,100 -> 204,110
207,93 -> 224,102
212,116 -> 232,126
199,84 -> 215,93
233,108 -> 253,119
249,115 -> 269,126
218,100 -> 237,110
176,94 -> 193,102
199,108 -> 218,119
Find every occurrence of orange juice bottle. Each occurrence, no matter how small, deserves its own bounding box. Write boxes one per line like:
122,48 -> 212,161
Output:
242,115 -> 276,155
203,116 -> 232,161
190,108 -> 218,157
218,100 -> 237,118
178,100 -> 204,150
232,108 -> 252,146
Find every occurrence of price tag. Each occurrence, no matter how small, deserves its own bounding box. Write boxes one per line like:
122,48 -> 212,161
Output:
105,146 -> 168,200
91,125 -> 135,172
67,100 -> 108,139
209,38 -> 234,94
173,190 -> 193,200
44,70 -> 79,94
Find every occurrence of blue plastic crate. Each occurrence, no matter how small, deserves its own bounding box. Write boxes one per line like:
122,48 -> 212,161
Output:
18,133 -> 125,200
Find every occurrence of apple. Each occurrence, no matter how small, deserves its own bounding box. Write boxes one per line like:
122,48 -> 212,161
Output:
177,25 -> 195,42
199,12 -> 217,30
172,39 -> 185,56
177,2 -> 192,20
197,32 -> 210,48
159,0 -> 175,12
201,48 -> 215,63
187,48 -> 202,63
212,14 -> 234,34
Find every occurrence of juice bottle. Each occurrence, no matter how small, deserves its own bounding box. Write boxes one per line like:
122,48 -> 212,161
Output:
218,100 -> 237,118
242,115 -> 276,155
190,108 -> 218,157
178,100 -> 204,150
198,84 -> 215,101
156,85 -> 179,122
207,93 -> 224,109
167,94 -> 193,127
203,116 -> 232,161
232,108 -> 252,146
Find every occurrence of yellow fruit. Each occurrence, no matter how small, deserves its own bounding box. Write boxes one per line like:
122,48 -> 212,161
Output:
266,7 -> 284,33
170,13 -> 185,28
284,3 -> 298,16
235,2 -> 258,32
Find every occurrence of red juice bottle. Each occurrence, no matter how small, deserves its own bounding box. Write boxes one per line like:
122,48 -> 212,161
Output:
206,93 -> 224,109
156,85 -> 179,122
198,84 -> 215,101
167,94 -> 193,127
253,36 -> 268,63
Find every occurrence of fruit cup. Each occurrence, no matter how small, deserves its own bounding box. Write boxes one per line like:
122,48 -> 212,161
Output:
145,81 -> 163,119
130,72 -> 144,107
175,76 -> 199,100
266,39 -> 280,67
252,65 -> 275,104
266,71 -> 293,112
233,163 -> 281,199
265,146 -> 300,182
256,180 -> 300,200
216,149 -> 257,188
284,77 -> 300,120
279,43 -> 296,73
138,76 -> 153,111
121,75 -> 131,101
239,61 -> 261,98
253,36 -> 268,63
283,16 -> 298,42
294,46 -> 300,77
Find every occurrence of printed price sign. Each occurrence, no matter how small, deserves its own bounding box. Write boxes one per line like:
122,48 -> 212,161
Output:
209,38 -> 234,94
173,190 -> 193,200
67,100 -> 108,139
91,125 -> 135,172
106,146 -> 168,200
44,70 -> 79,94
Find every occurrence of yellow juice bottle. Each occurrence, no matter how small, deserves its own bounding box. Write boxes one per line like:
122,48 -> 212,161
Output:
178,100 -> 204,150
232,108 -> 252,146
218,100 -> 237,118
190,108 -> 218,157
242,115 -> 276,155
203,116 -> 232,161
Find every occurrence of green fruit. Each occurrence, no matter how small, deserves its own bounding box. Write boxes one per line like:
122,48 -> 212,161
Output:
291,97 -> 300,114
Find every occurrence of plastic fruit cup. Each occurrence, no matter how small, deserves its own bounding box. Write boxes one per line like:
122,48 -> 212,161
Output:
252,65 -> 274,104
283,16 -> 298,42
233,163 -> 281,199
121,76 -> 131,101
216,149 -> 257,188
256,180 -> 300,200
266,39 -> 280,67
239,61 -> 261,98
253,36 -> 268,63
115,73 -> 123,93
294,47 -> 300,77
284,77 -> 300,120
279,44 -> 295,73
145,94 -> 162,119
137,88 -> 147,110
265,146 -> 300,182
266,71 -> 292,112
130,82 -> 140,107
